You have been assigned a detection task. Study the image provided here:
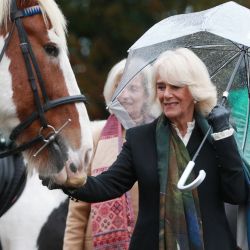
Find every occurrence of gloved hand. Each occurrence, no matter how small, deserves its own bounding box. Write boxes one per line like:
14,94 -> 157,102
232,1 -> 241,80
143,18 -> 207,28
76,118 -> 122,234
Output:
39,176 -> 63,190
207,104 -> 230,133
39,175 -> 78,198
0,134 -> 7,151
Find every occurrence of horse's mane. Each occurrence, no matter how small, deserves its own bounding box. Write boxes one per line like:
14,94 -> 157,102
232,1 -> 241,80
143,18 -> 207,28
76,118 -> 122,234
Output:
0,0 -> 67,49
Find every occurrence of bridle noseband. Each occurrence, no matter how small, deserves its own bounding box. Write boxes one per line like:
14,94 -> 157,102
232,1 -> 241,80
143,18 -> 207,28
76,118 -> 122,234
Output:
0,1 -> 87,158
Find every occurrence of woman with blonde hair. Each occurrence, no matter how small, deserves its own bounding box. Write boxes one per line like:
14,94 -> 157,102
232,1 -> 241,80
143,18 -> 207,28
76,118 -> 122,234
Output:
63,58 -> 154,250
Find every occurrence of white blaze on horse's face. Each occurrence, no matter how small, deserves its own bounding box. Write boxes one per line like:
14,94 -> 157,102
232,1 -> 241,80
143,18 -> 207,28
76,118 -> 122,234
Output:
0,35 -> 20,137
0,0 -> 93,188
44,29 -> 94,186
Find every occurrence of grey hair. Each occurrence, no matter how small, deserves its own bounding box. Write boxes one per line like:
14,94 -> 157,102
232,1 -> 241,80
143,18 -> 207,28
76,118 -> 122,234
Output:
152,48 -> 217,116
103,59 -> 126,105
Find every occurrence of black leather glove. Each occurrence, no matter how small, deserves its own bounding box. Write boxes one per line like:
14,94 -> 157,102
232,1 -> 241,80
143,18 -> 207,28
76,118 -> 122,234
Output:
39,175 -> 63,190
39,175 -> 78,199
207,104 -> 230,133
0,134 -> 7,151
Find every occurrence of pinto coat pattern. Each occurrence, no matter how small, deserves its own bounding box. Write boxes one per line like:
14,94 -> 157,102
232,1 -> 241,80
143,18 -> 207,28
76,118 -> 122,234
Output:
0,173 -> 68,250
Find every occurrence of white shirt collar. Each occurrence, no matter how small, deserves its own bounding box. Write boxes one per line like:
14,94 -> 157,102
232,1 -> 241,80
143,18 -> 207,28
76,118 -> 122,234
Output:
172,120 -> 195,146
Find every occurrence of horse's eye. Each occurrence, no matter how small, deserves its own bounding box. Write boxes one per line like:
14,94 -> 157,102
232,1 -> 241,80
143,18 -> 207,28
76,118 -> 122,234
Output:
44,44 -> 59,57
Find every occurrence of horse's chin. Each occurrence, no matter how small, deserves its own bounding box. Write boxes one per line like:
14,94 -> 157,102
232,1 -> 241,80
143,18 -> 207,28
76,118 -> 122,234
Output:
53,160 -> 87,188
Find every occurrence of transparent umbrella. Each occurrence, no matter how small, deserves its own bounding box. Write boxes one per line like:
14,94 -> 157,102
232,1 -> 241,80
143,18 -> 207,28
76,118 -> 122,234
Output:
107,1 -> 250,191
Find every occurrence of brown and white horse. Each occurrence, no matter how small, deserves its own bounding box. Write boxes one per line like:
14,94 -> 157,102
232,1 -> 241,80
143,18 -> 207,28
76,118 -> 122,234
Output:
0,0 -> 93,187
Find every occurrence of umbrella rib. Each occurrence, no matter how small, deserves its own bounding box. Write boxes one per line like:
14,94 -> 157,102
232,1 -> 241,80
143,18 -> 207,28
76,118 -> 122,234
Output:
242,99 -> 250,152
231,41 -> 246,51
223,50 -> 245,96
210,51 -> 241,79
110,59 -> 156,102
241,54 -> 250,152
189,44 -> 237,51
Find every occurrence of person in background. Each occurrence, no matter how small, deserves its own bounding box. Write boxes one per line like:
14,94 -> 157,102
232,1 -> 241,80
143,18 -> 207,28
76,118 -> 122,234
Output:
63,58 -> 155,250
117,67 -> 155,126
45,48 -> 248,250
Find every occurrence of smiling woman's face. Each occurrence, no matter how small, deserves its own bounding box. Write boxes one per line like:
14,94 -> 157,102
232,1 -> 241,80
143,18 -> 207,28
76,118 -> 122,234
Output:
118,74 -> 146,122
156,73 -> 195,125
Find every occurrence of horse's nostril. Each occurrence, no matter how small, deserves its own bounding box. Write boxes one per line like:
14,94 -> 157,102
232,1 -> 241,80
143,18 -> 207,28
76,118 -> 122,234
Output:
69,163 -> 77,173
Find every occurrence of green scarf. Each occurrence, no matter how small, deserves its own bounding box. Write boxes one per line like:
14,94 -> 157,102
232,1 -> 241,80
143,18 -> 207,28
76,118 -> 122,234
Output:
156,114 -> 204,250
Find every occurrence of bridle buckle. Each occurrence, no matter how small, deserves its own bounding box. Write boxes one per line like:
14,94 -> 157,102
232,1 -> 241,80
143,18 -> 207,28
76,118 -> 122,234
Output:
33,119 -> 71,157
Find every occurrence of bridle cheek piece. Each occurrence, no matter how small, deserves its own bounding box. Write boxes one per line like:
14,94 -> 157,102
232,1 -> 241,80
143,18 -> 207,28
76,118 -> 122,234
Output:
0,2 -> 87,158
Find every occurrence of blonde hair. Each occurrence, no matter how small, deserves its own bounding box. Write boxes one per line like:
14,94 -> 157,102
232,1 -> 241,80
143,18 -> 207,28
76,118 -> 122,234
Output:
152,48 -> 217,116
103,59 -> 126,105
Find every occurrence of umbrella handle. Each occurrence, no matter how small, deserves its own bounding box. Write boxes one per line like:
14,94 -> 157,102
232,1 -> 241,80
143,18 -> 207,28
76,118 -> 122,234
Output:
177,161 -> 206,191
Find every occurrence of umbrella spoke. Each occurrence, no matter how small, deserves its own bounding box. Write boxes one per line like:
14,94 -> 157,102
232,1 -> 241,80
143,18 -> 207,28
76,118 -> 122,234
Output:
241,54 -> 250,152
241,98 -> 250,152
223,50 -> 245,99
231,41 -> 247,51
189,44 -> 238,51
210,51 -> 240,79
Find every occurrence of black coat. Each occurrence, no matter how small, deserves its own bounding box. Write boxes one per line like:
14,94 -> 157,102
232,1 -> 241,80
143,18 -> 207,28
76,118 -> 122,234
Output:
71,118 -> 248,250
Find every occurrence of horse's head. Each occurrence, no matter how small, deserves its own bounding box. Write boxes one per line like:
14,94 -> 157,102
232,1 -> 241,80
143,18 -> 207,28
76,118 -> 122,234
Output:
0,0 -> 93,187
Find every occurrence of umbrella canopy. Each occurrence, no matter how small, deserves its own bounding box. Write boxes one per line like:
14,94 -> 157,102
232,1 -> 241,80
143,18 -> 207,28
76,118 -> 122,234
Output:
229,88 -> 250,158
109,1 -> 250,142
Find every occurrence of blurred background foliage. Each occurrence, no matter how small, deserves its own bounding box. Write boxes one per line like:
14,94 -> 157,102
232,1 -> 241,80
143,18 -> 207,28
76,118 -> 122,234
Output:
58,0 -> 250,120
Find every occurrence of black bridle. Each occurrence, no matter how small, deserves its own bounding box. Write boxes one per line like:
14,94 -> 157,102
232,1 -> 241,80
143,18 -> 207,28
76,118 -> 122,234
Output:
0,1 -> 87,158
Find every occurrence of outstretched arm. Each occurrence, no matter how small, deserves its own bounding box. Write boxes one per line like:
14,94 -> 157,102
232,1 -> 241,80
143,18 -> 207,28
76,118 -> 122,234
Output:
64,138 -> 137,203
